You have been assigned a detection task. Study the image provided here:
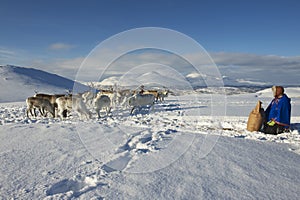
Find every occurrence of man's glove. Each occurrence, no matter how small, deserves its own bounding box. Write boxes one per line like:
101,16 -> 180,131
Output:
267,120 -> 276,126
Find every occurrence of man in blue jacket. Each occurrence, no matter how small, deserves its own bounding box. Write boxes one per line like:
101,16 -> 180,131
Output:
263,86 -> 291,134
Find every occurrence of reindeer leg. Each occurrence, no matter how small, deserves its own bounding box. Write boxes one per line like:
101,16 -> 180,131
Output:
39,108 -> 45,117
96,109 -> 101,119
42,107 -> 47,116
58,109 -> 65,120
61,110 -> 66,120
32,108 -> 37,117
54,108 -> 58,118
26,108 -> 30,118
62,109 -> 68,118
130,107 -> 135,115
149,103 -> 155,113
50,108 -> 55,118
39,108 -> 43,116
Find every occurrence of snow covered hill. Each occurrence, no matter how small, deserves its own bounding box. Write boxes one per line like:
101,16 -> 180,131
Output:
96,70 -> 195,90
0,65 -> 88,102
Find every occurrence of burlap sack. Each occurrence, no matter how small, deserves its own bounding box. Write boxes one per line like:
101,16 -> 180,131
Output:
247,101 -> 264,132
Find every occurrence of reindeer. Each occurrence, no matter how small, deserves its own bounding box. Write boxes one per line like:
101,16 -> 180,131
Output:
56,96 -> 91,120
141,90 -> 159,102
96,89 -> 118,108
26,97 -> 55,118
157,89 -> 169,102
117,89 -> 134,107
33,93 -> 66,115
128,93 -> 155,114
80,82 -> 98,108
94,95 -> 111,118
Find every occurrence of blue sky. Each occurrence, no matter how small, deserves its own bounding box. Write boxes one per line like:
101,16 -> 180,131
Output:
0,0 -> 300,80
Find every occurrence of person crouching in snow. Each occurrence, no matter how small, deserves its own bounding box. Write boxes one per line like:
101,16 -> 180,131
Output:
262,86 -> 291,134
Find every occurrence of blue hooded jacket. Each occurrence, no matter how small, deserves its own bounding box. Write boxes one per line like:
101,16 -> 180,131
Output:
265,94 -> 291,127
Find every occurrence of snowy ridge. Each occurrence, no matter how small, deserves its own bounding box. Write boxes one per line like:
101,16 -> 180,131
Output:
256,87 -> 300,98
0,65 -> 88,102
96,71 -> 193,90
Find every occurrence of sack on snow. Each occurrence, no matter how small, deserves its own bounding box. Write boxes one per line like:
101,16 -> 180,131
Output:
247,100 -> 265,132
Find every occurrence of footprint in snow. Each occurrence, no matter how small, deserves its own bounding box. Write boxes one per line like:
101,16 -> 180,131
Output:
46,175 -> 107,198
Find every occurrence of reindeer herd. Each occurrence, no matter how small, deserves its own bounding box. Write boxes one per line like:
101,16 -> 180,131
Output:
25,87 -> 169,120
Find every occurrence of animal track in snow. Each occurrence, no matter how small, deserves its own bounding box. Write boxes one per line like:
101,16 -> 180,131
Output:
46,174 -> 106,198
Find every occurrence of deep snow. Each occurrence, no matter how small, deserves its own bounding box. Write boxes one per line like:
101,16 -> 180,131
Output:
1,93 -> 300,199
0,66 -> 299,199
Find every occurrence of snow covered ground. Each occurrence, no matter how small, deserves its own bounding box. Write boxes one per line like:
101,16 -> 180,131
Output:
1,89 -> 300,199
0,65 -> 300,199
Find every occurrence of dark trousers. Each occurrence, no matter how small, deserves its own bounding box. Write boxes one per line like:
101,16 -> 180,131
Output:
261,123 -> 285,135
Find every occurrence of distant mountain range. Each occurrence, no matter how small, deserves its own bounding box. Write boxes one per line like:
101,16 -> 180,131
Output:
1,64 -> 298,103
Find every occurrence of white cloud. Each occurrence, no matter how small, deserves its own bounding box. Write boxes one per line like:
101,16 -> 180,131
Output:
186,72 -> 204,79
2,45 -> 300,86
208,52 -> 300,86
0,48 -> 15,57
39,51 -> 300,85
0,48 -> 16,63
210,52 -> 300,68
48,43 -> 76,51
27,57 -> 85,80
0,47 -> 33,66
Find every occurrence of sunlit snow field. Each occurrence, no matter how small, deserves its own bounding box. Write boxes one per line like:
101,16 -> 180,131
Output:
0,65 -> 299,199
